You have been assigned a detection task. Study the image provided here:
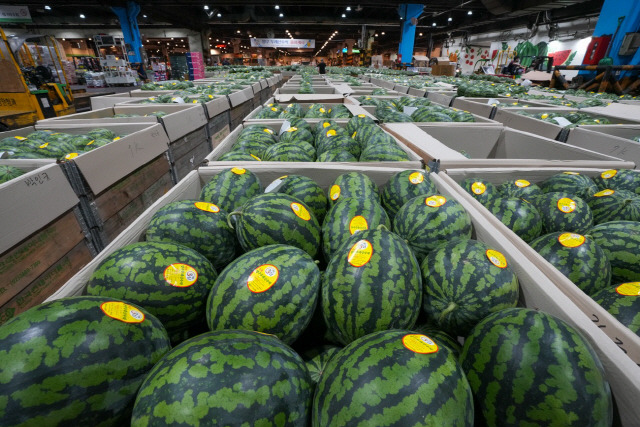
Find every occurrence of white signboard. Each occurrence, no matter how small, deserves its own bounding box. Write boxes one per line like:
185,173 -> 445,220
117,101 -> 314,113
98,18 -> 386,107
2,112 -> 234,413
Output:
250,38 -> 315,49
0,5 -> 31,23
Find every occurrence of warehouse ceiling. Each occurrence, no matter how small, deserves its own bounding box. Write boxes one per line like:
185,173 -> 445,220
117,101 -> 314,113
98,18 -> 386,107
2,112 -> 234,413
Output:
10,0 -> 604,52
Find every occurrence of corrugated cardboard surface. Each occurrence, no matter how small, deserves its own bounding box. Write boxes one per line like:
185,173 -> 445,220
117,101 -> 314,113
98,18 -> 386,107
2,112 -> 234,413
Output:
384,123 -> 634,169
33,123 -> 170,195
452,97 -> 563,119
203,121 -> 423,168
0,163 -> 79,254
227,87 -> 254,107
493,107 -> 577,140
275,87 -> 339,95
583,103 -> 640,123
359,105 -> 498,125
90,95 -> 134,110
243,103 -> 376,123
435,169 -> 640,426
566,126 -> 640,168
426,90 -> 457,107
273,94 -> 348,103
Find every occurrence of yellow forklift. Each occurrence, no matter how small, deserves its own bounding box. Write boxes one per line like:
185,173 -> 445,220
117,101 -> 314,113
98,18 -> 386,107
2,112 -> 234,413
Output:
0,28 -> 75,130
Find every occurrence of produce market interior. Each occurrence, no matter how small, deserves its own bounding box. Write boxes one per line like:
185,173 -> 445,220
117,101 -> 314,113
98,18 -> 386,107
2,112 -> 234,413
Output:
1,0 -> 640,425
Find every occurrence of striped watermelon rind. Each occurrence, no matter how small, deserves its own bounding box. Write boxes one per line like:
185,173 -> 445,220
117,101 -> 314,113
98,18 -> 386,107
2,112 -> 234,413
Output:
265,174 -> 328,223
485,197 -> 543,243
459,177 -> 500,205
591,284 -> 640,336
499,179 -> 543,199
0,296 -> 171,426
586,189 -> 640,224
328,172 -> 380,206
301,345 -> 342,384
532,192 -> 594,234
587,220 -> 640,284
199,168 -> 263,214
540,172 -> 598,200
0,165 -> 25,184
460,308 -> 612,426
593,169 -> 640,195
381,170 -> 437,220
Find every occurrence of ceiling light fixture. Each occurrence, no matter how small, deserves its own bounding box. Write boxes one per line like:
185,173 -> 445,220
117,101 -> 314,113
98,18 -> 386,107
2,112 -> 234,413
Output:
346,6 -> 351,11
279,13 -> 283,17
448,16 -> 452,21
79,14 -> 85,18
217,13 -> 221,17
275,5 -> 279,9
204,5 -> 209,10
468,10 -> 473,15
237,30 -> 241,33
419,33 -> 423,36
432,22 -> 436,26
342,13 -> 346,18
143,14 -> 147,18
44,5 -> 51,10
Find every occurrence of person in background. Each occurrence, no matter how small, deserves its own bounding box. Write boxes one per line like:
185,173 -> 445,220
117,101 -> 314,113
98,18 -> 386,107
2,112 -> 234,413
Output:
318,59 -> 326,74
507,55 -> 522,75
222,58 -> 230,66
133,63 -> 148,81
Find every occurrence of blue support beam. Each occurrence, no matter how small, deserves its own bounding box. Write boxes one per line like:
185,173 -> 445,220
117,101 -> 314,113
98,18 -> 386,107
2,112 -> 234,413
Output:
111,1 -> 143,63
591,0 -> 640,66
397,4 -> 424,65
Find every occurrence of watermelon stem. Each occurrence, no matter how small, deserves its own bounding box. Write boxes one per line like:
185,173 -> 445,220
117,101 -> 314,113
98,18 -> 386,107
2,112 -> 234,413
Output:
376,224 -> 389,231
439,301 -> 458,323
227,211 -> 242,229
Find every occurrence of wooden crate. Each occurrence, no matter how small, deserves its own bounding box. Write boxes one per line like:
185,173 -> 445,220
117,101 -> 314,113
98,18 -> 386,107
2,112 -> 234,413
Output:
0,208 -> 96,324
229,100 -> 255,129
172,141 -> 212,182
206,111 -> 231,146
168,127 -> 209,183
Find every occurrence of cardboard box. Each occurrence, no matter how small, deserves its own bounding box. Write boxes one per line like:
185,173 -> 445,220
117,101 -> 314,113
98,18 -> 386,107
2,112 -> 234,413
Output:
493,107 -> 640,142
433,169 -> 640,426
407,87 -> 428,97
426,90 -> 457,107
275,86 -> 340,95
90,93 -> 133,110
45,163 -> 640,425
582,103 -> 640,122
243,103 -> 376,124
228,87 -> 254,107
384,123 -> 634,169
358,105 -> 498,126
37,104 -> 208,143
203,121 -> 423,168
431,64 -> 456,76
452,97 -> 564,119
566,125 -> 640,167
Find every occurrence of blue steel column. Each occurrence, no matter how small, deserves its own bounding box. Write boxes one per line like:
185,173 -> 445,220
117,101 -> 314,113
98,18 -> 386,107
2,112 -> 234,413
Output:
591,0 -> 640,66
111,1 -> 143,63
397,4 -> 424,65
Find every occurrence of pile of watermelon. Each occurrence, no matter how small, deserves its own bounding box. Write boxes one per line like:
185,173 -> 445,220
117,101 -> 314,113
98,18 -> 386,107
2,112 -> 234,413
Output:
255,102 -> 352,119
0,165 -> 25,184
0,128 -> 124,161
460,169 -> 640,334
0,166 -> 615,425
360,96 -> 476,123
216,115 -> 412,162
516,110 -> 613,127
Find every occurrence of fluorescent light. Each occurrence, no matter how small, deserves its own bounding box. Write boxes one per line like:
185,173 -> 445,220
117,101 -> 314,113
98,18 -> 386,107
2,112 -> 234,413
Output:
448,16 -> 452,21
374,34 -> 378,37
468,10 -> 473,15
237,30 -> 241,33
381,32 -> 385,35
204,5 -> 209,10
279,13 -> 283,17
275,5 -> 279,9
143,14 -> 147,18
419,33 -> 423,36
44,5 -> 51,10
342,13 -> 346,18
88,37 -> 92,40
346,6 -> 351,11
432,22 -> 436,26
79,13 -> 85,18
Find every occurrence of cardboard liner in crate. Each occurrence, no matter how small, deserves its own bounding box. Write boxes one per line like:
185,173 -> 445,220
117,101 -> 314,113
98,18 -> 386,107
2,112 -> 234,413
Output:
566,125 -> 640,168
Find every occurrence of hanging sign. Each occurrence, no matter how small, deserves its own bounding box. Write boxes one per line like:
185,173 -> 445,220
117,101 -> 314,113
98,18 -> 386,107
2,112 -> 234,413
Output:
250,38 -> 315,49
0,5 -> 31,22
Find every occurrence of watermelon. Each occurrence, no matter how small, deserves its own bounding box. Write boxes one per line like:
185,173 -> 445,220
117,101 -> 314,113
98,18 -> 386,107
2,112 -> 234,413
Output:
238,126 -> 277,144
587,189 -> 640,224
68,135 -> 93,150
279,126 -> 314,145
312,329 -> 474,426
346,114 -> 376,135
145,200 -> 237,271
230,193 -> 321,258
83,138 -> 110,151
451,111 -> 475,122
529,232 -> 611,296
359,142 -> 410,162
393,194 -> 473,262
500,178 -> 543,199
199,167 -> 263,213
364,131 -> 397,148
412,323 -> 462,358
352,124 -> 384,147
87,128 -> 116,140
217,151 -> 261,161
459,177 -> 500,205
593,169 -> 640,195
322,197 -> 391,261
86,242 -> 218,343
485,197 -> 543,242
588,221 -> 640,283
286,118 -> 314,135
328,172 -> 379,206
257,105 -> 283,118
460,308 -> 612,426
316,150 -> 358,162
0,296 -> 171,426
230,138 -> 270,158
381,170 -> 437,220
0,165 -> 25,184
314,120 -> 339,136
263,142 -> 315,162
315,127 -> 348,148
301,345 -> 342,384
413,111 -> 453,122
591,283 -> 640,336
265,174 -> 328,222
281,103 -> 305,118
421,239 -> 519,337
329,105 -> 351,119
206,244 -> 320,344
321,228 -> 422,345
540,172 -> 598,199
317,135 -> 361,159
131,330 -> 313,427
532,192 -> 594,234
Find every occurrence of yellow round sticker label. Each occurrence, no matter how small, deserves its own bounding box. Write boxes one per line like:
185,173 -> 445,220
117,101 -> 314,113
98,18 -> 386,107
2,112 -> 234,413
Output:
594,189 -> 615,197
326,129 -> 337,137
563,172 -> 580,175
409,172 -> 424,184
101,301 -> 145,324
358,114 -> 366,118
271,107 -> 278,112
541,114 -> 549,119
515,179 -> 531,188
194,202 -> 220,213
39,143 -> 49,149
323,122 -> 331,128
558,233 -> 585,248
330,185 -> 341,201
348,240 -> 373,267
425,195 -> 447,208
164,263 -> 198,288
557,198 -> 577,213
402,334 -> 438,354
352,131 -> 357,139
486,249 -> 507,268
250,154 -> 262,161
601,170 -> 618,179
263,128 -> 274,134
616,282 -> 640,296
247,264 -> 279,293
286,127 -> 298,133
319,108 -> 326,113
471,182 -> 486,195
349,216 -> 369,234
65,153 -> 79,160
290,202 -> 311,221
231,167 -> 246,175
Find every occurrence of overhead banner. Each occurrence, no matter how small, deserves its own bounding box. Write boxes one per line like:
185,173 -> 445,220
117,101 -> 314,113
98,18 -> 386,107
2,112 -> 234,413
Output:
0,5 -> 31,23
250,38 -> 315,49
